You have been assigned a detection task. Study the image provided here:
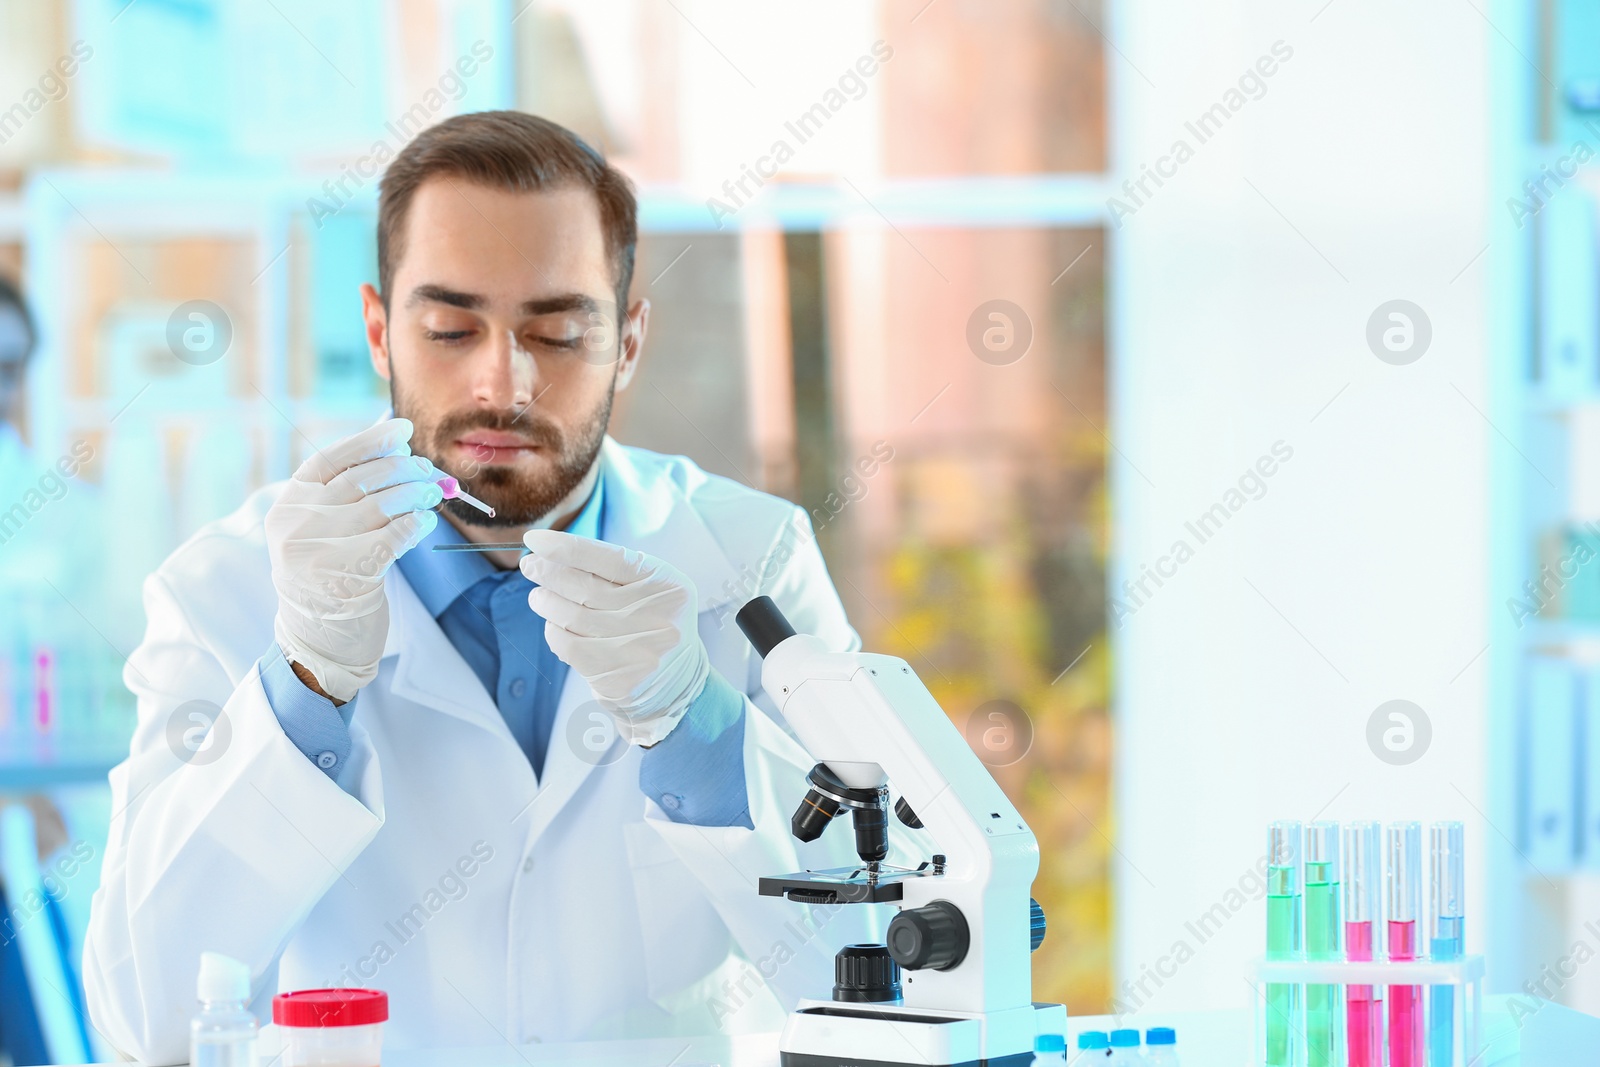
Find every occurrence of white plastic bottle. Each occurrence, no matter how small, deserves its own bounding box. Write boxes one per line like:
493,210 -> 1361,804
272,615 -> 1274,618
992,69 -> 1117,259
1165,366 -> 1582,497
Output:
191,952 -> 258,1067
1076,1030 -> 1112,1061
1108,1028 -> 1146,1064
1143,1026 -> 1180,1066
1034,1032 -> 1068,1065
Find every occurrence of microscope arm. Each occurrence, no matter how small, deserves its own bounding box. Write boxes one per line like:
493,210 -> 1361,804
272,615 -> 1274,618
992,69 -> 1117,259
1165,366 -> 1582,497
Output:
737,596 -> 1040,1016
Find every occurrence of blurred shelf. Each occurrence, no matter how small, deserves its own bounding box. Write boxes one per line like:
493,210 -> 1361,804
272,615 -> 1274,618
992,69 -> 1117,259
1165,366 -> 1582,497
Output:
1522,617 -> 1600,650
637,174 -> 1115,232
17,168 -> 1115,238
0,745 -> 123,791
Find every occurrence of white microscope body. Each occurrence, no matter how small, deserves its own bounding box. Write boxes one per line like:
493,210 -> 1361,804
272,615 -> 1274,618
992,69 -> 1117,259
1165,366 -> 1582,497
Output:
738,596 -> 1065,1067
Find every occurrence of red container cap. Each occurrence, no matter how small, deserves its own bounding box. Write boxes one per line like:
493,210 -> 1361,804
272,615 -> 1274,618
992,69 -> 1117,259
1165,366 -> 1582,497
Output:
272,988 -> 388,1027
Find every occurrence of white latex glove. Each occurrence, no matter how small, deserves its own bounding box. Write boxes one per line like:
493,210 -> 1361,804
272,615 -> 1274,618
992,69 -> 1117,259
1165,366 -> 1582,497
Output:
520,530 -> 710,746
266,419 -> 443,703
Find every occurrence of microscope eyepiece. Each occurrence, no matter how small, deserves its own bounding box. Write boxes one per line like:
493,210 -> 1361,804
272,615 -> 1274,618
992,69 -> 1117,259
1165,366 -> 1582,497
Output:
736,596 -> 798,658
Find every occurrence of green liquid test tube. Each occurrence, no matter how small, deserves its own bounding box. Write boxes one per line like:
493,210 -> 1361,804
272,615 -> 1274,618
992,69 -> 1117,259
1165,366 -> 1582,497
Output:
1305,822 -> 1343,1067
1266,821 -> 1304,1067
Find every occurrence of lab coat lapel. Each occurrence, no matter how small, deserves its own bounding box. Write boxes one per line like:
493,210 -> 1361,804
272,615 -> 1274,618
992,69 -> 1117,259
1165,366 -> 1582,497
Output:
382,568 -> 586,845
380,565 -> 512,741
515,440 -> 748,841
374,439 -> 750,845
516,669 -> 615,843
381,575 -> 618,856
598,437 -> 745,613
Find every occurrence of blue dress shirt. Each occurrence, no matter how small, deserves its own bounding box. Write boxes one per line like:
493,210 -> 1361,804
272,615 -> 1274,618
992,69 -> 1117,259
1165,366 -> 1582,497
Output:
258,469 -> 752,829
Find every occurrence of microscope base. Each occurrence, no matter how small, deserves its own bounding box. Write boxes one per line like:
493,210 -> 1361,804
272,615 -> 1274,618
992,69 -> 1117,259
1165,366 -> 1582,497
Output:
777,998 -> 1066,1067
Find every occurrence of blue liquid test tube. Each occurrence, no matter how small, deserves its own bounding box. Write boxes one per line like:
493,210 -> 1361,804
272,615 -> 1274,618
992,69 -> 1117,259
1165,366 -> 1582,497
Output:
1429,822 -> 1464,1066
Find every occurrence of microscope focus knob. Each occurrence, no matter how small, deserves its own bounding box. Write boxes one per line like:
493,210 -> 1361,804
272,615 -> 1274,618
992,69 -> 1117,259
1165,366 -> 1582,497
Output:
1031,897 -> 1047,951
887,900 -> 970,971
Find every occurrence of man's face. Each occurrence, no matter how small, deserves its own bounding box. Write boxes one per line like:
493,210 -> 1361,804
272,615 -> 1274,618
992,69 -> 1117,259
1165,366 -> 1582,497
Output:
0,306 -> 30,426
361,179 -> 645,527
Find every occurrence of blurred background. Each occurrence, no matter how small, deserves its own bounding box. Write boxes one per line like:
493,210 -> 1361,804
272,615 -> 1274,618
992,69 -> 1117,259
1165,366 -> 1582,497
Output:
0,0 -> 1593,1063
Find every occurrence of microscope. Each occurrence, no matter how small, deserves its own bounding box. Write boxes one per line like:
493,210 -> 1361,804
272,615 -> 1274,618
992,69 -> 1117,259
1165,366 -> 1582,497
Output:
737,596 -> 1066,1067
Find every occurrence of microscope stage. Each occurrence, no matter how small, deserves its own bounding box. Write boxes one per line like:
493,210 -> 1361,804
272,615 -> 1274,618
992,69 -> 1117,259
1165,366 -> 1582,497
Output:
758,863 -> 933,904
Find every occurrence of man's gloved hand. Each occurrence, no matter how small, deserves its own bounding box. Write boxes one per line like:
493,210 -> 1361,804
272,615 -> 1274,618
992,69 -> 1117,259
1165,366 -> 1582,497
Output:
520,530 -> 711,746
266,419 -> 443,704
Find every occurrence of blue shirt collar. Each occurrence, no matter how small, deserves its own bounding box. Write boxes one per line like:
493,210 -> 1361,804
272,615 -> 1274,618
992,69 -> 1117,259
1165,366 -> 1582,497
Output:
398,467 -> 607,619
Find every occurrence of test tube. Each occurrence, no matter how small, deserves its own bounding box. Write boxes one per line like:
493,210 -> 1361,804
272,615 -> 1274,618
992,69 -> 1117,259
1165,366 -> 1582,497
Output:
1304,822 -> 1342,1067
33,647 -> 54,734
1387,822 -> 1424,1067
436,476 -> 496,518
1343,821 -> 1383,1067
1429,822 -> 1465,1067
1266,821 -> 1303,1067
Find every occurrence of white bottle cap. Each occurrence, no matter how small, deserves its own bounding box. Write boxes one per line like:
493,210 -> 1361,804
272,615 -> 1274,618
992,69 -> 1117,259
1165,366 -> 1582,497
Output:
197,952 -> 251,1002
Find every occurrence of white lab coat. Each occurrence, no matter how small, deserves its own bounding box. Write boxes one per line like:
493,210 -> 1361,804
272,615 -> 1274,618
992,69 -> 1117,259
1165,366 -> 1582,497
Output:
84,437 -> 920,1065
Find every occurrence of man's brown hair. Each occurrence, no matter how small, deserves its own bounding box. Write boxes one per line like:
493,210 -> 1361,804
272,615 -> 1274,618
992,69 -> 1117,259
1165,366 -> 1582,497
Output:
377,111 -> 638,308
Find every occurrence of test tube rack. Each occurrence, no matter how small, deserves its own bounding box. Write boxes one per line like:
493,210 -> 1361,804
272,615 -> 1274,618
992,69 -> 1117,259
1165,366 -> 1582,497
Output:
1248,954 -> 1485,1067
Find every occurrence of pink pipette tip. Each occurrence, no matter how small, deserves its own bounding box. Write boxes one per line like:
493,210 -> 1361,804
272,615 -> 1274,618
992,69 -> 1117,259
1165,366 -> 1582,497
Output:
436,476 -> 496,518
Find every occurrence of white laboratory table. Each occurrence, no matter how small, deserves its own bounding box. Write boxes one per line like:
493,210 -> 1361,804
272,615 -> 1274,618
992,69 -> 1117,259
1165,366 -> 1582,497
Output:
45,1032 -> 778,1067
44,997 -> 1595,1066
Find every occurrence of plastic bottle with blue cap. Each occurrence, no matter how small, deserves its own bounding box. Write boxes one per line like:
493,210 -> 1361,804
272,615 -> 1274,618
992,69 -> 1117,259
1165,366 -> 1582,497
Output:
1078,1030 -> 1111,1058
1144,1026 -> 1180,1066
1108,1027 -> 1145,1064
1033,1031 -> 1067,1065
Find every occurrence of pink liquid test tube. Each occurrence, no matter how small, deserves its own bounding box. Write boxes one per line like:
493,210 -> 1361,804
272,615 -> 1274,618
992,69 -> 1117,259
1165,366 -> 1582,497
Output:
436,476 -> 496,518
33,647 -> 54,733
1344,821 -> 1383,1067
1387,822 -> 1424,1067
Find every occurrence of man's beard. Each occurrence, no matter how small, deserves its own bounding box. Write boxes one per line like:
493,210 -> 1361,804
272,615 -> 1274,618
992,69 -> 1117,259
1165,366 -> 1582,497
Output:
392,372 -> 613,528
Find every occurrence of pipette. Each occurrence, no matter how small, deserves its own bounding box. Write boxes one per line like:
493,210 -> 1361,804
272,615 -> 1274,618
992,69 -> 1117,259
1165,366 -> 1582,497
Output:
427,478 -> 596,549
435,476 -> 496,518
